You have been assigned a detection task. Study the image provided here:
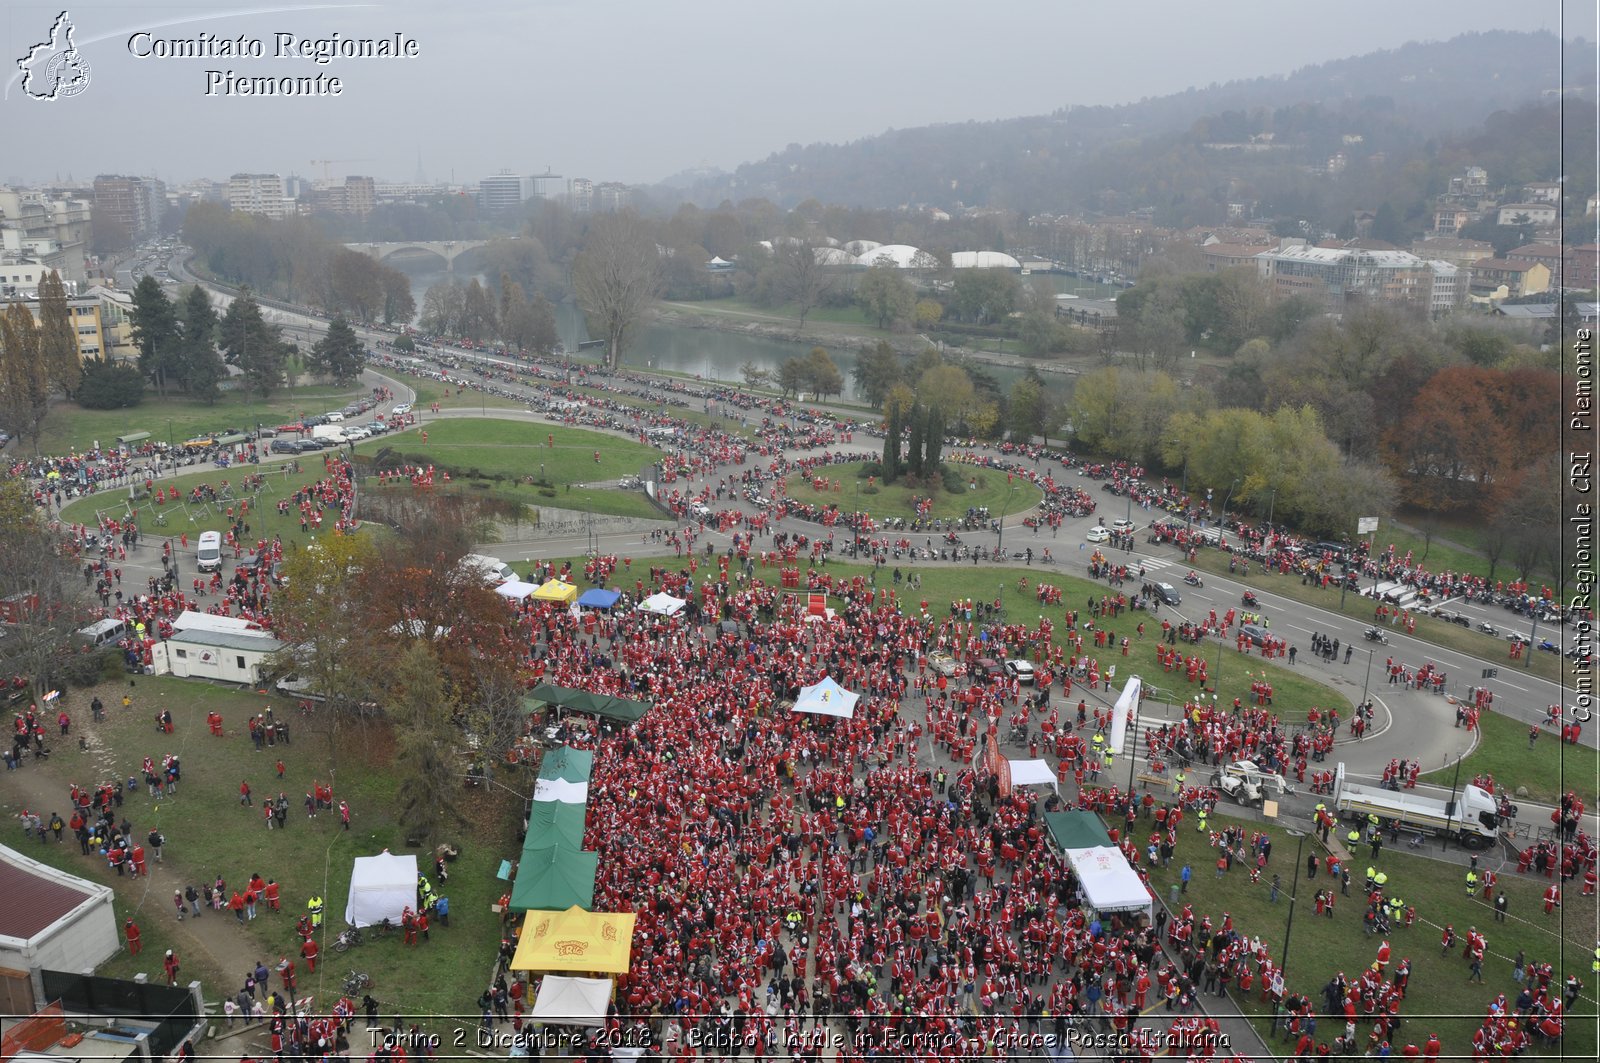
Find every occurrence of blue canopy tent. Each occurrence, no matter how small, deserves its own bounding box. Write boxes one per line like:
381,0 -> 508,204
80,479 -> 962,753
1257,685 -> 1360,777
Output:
576,588 -> 621,610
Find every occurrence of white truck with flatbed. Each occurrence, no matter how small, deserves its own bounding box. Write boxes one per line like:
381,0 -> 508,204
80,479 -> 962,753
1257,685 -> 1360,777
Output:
1331,763 -> 1499,849
1210,760 -> 1294,807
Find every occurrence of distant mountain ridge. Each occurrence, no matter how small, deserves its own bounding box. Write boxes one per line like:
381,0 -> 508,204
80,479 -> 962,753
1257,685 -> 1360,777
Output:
678,31 -> 1591,215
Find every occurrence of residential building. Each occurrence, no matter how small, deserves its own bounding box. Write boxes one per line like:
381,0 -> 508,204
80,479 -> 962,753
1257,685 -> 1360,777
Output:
0,187 -> 91,284
1446,166 -> 1490,199
1431,207 -> 1478,235
1254,244 -> 1467,315
1521,182 -> 1563,205
567,178 -> 595,213
299,175 -> 376,216
1423,261 -> 1470,316
5,284 -> 137,362
1505,244 -> 1568,288
1566,245 -> 1599,292
1200,243 -> 1276,272
374,181 -> 449,203
227,173 -> 290,219
477,173 -> 536,212
1496,203 -> 1559,227
1468,258 -> 1551,300
92,174 -> 158,244
1410,236 -> 1494,270
596,182 -> 631,213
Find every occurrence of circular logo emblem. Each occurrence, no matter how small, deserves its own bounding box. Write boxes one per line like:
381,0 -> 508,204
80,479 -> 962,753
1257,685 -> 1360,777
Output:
45,50 -> 91,98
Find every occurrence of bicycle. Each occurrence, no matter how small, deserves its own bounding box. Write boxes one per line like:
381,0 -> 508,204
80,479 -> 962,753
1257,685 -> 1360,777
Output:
333,926 -> 364,952
342,969 -> 371,994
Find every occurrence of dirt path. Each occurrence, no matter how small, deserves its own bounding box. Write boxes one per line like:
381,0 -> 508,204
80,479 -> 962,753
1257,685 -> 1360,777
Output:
2,714 -> 288,1006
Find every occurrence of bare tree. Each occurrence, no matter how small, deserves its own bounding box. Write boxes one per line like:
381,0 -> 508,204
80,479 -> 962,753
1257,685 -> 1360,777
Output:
776,241 -> 835,336
572,212 -> 662,370
0,477 -> 91,699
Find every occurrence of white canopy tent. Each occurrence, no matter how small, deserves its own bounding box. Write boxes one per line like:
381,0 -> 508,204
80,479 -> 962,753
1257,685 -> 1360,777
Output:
496,580 -> 540,601
792,677 -> 859,719
344,852 -> 417,928
533,778 -> 590,804
1064,846 -> 1152,918
636,592 -> 686,617
1007,759 -> 1059,792
530,975 -> 613,1027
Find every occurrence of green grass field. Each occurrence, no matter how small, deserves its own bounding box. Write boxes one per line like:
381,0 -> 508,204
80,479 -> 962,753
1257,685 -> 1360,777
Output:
1,675 -> 516,1022
403,377 -> 527,413
1420,704 -> 1599,806
785,464 -> 1043,522
33,384 -> 372,457
59,459 -> 346,548
353,419 -> 659,484
812,561 -> 1343,724
1156,812 -> 1596,1058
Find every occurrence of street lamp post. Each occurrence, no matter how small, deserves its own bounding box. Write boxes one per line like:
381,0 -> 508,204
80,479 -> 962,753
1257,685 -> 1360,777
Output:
998,581 -> 1005,623
1360,648 -> 1376,713
1220,478 -> 1241,529
1442,750 -> 1466,852
997,482 -> 1019,558
1267,488 -> 1278,528
1278,828 -> 1308,1016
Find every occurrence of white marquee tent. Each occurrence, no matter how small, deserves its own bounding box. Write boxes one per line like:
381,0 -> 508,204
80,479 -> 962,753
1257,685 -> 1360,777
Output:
637,592 -> 686,617
792,677 -> 859,719
344,851 -> 418,929
1006,759 -> 1059,791
533,778 -> 590,805
530,975 -> 613,1026
496,580 -> 540,601
1064,846 -> 1152,918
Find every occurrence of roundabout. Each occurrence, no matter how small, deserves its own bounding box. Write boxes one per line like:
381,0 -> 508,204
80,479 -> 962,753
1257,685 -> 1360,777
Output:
782,462 -> 1043,522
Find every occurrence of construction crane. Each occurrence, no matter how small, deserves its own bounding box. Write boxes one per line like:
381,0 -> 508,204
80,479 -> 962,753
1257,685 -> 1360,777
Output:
309,158 -> 372,181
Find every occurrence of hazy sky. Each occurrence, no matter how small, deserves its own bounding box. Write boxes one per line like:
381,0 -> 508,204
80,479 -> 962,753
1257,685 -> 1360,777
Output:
2,0 -> 1592,189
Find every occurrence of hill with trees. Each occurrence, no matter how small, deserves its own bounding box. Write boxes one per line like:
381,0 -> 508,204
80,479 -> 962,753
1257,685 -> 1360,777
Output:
680,32 -> 1592,220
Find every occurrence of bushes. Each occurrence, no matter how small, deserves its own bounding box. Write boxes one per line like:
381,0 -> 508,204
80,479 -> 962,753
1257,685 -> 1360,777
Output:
61,648 -> 120,687
940,465 -> 967,493
75,360 -> 145,409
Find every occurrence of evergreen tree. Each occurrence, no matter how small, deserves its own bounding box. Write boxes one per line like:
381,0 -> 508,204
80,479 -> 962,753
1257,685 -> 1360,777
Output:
0,303 -> 49,448
924,406 -> 945,474
307,316 -> 365,385
882,400 -> 901,482
220,288 -> 287,397
177,285 -> 226,402
36,271 -> 80,395
129,275 -> 179,395
905,404 -> 925,477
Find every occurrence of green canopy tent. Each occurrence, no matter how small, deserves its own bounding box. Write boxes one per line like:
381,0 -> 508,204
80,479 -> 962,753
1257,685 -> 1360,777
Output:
1044,811 -> 1115,851
538,745 -> 594,784
523,802 -> 589,851
509,843 -> 599,912
523,684 -> 651,724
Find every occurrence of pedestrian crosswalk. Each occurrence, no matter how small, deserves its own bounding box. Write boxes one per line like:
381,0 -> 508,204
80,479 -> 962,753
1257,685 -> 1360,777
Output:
1138,558 -> 1176,572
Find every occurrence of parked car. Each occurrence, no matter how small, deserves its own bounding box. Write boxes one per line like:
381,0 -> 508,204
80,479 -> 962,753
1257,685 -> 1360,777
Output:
1239,623 -> 1271,647
972,657 -> 1004,681
391,402 -> 412,415
295,439 -> 327,452
1111,518 -> 1137,534
1086,526 -> 1110,543
1004,659 -> 1036,686
269,440 -> 299,454
1150,582 -> 1181,606
926,650 -> 959,677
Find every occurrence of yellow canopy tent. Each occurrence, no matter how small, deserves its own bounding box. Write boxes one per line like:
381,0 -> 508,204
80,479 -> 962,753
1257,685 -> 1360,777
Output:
510,905 -> 636,975
532,580 -> 578,605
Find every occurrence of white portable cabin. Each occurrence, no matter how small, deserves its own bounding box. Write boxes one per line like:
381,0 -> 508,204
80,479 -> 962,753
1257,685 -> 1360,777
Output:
156,628 -> 285,685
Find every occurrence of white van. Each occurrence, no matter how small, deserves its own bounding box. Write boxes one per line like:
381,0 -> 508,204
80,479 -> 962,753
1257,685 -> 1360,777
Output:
460,553 -> 514,583
196,531 -> 223,572
77,617 -> 129,648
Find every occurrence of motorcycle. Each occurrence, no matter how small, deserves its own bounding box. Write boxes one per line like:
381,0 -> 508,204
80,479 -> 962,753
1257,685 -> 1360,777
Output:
1183,573 -> 1204,588
1363,627 -> 1388,644
1478,622 -> 1499,636
1241,592 -> 1260,608
1537,639 -> 1560,654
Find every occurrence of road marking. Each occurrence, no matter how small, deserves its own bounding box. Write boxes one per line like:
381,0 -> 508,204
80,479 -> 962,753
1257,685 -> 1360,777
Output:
1286,625 -> 1315,634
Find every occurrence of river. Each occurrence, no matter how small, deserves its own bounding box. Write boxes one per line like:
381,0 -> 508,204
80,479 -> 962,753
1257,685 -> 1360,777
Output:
400,266 -> 1069,405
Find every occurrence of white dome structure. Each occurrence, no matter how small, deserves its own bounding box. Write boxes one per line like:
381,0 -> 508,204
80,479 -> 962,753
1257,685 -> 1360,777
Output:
856,244 -> 939,270
842,239 -> 882,256
812,247 -> 858,266
950,250 -> 1022,269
